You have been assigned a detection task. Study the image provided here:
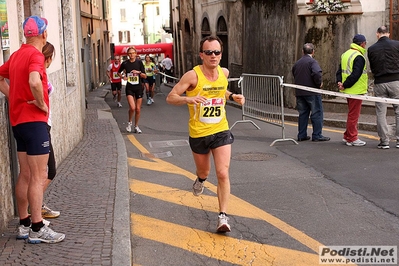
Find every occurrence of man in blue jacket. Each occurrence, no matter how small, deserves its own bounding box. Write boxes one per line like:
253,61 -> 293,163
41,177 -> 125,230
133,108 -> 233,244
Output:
368,26 -> 399,149
292,43 -> 330,142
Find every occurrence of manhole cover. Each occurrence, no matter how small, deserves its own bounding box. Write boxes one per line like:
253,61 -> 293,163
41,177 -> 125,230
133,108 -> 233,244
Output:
231,152 -> 277,161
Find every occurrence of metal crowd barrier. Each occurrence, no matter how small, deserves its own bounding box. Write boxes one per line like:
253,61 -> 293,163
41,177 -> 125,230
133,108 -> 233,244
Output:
230,74 -> 297,146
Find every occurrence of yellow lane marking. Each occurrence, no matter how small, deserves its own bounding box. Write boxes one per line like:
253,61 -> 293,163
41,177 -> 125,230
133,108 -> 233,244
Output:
131,213 -> 321,266
127,135 -> 322,253
284,121 -> 379,140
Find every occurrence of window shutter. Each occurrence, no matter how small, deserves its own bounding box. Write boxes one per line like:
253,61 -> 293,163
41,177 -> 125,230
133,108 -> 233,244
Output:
119,31 -> 122,43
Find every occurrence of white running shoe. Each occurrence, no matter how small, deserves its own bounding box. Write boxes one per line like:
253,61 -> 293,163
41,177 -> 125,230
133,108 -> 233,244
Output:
28,225 -> 65,244
117,102 -> 122,108
345,139 -> 366,146
126,122 -> 132,133
151,98 -> 154,103
134,126 -> 142,134
147,98 -> 152,105
192,178 -> 204,196
217,213 -> 231,232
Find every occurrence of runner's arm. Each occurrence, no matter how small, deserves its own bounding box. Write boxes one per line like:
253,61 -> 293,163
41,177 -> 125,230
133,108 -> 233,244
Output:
166,70 -> 206,106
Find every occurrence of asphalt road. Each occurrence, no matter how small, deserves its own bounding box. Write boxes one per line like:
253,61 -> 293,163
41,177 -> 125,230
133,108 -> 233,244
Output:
105,83 -> 399,266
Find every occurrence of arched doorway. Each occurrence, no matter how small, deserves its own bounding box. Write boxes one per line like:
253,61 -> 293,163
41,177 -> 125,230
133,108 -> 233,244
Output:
201,17 -> 211,39
216,16 -> 228,68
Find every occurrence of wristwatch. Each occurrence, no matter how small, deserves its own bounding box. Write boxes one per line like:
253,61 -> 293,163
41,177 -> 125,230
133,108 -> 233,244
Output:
229,93 -> 234,101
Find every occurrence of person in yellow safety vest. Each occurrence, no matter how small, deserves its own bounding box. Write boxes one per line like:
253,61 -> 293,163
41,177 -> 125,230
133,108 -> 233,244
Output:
336,34 -> 368,147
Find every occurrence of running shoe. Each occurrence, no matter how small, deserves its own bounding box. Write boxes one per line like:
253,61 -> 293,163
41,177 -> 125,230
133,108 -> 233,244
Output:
147,98 -> 152,105
126,122 -> 132,133
17,225 -> 30,239
134,126 -> 142,134
345,139 -> 366,146
396,142 -> 399,149
117,102 -> 122,108
42,204 -> 60,218
377,143 -> 390,149
217,213 -> 231,232
151,98 -> 154,103
192,178 -> 204,196
28,226 -> 65,244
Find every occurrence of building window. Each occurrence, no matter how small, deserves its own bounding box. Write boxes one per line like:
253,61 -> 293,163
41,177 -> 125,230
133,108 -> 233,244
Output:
119,31 -> 131,44
120,9 -> 126,21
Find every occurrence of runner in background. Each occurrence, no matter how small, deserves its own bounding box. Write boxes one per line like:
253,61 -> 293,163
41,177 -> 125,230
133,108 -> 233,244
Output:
107,55 -> 123,108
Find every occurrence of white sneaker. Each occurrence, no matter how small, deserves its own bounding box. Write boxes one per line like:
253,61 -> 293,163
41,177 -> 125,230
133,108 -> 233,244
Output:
345,139 -> 366,146
126,122 -> 132,133
147,98 -> 152,105
134,126 -> 142,134
28,225 -> 65,244
117,102 -> 122,108
151,98 -> 154,103
217,213 -> 231,232
192,178 -> 205,196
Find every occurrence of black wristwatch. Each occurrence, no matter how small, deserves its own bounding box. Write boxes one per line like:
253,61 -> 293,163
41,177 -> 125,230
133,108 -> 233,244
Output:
229,93 -> 234,101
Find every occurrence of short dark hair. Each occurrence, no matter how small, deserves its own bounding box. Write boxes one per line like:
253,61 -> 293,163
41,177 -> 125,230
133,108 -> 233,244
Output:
303,43 -> 314,55
200,36 -> 223,53
377,26 -> 389,34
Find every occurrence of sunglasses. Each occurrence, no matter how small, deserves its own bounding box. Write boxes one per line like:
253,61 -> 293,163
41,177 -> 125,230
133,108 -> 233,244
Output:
202,50 -> 221,56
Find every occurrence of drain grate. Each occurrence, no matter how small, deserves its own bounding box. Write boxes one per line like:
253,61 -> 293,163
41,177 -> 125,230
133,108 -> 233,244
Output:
231,152 -> 277,161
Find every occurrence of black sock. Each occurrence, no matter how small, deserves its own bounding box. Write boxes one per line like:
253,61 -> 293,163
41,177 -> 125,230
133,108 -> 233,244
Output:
198,177 -> 207,183
31,221 -> 45,232
20,216 -> 31,227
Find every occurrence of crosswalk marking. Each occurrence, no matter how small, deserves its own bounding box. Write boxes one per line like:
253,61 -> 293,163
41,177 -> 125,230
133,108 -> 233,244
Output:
132,213 -> 319,265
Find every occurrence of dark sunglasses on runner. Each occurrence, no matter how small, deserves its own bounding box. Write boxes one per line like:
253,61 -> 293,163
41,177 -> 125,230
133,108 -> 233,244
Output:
202,50 -> 221,56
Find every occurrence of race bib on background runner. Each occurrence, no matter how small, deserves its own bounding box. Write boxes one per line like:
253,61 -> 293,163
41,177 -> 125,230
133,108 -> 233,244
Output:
127,73 -> 139,85
112,72 -> 120,79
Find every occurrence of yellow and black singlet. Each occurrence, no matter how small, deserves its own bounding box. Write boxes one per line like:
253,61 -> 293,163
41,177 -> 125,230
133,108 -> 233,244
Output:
186,65 -> 229,138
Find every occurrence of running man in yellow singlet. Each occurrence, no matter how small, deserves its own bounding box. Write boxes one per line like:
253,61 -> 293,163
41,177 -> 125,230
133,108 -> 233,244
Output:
166,36 -> 245,232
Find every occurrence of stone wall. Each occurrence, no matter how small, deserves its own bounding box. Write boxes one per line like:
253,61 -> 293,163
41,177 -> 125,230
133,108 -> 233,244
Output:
0,97 -> 13,233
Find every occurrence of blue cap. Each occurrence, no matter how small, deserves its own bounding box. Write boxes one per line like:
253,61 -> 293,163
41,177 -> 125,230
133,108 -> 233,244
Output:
353,34 -> 366,44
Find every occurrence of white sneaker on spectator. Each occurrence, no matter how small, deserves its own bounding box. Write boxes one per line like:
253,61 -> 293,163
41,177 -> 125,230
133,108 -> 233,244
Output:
28,225 -> 65,244
345,139 -> 366,146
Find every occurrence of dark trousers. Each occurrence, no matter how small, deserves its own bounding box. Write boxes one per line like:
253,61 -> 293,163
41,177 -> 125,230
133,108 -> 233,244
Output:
296,95 -> 324,140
